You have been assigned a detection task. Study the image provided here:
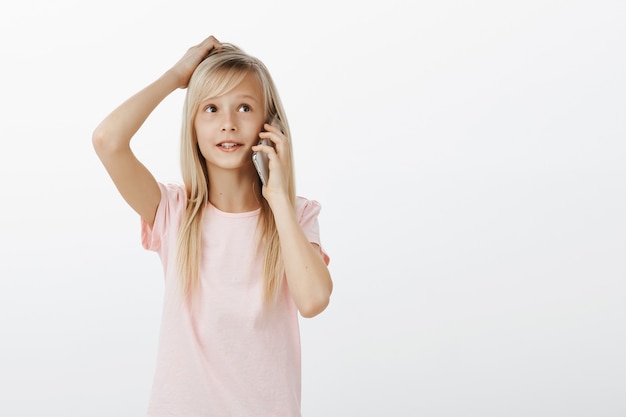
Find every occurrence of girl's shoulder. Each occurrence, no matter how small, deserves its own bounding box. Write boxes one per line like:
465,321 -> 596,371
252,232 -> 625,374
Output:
161,181 -> 186,195
295,196 -> 323,223
158,182 -> 187,205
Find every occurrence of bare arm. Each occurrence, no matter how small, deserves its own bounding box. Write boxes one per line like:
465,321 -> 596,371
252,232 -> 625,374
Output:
271,196 -> 333,318
92,35 -> 222,226
253,123 -> 333,318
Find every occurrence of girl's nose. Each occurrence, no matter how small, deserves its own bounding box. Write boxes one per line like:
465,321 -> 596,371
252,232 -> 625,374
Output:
221,113 -> 237,131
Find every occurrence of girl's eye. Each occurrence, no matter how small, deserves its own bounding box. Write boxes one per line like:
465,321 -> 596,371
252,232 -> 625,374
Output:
238,104 -> 251,112
204,105 -> 217,113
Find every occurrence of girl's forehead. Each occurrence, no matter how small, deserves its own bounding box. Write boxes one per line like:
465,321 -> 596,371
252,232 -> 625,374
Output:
202,71 -> 263,101
229,73 -> 263,94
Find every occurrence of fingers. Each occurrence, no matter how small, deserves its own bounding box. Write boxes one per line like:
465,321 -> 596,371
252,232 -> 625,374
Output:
253,125 -> 291,194
172,35 -> 222,88
261,122 -> 286,143
258,124 -> 289,157
251,141 -> 277,158
201,35 -> 220,45
191,35 -> 222,62
198,35 -> 222,55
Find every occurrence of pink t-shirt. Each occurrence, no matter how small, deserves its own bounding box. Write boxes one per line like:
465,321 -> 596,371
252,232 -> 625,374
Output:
141,182 -> 329,417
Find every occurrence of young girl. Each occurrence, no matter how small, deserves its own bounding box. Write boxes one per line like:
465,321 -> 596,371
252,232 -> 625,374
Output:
93,35 -> 332,416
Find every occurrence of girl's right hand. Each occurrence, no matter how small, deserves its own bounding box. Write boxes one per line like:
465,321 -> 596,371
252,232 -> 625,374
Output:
168,35 -> 222,89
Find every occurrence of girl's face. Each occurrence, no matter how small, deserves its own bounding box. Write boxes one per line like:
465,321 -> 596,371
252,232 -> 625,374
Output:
194,71 -> 266,176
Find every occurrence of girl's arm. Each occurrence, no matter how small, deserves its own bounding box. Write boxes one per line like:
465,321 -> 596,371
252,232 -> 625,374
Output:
271,197 -> 333,318
92,36 -> 221,226
253,123 -> 333,318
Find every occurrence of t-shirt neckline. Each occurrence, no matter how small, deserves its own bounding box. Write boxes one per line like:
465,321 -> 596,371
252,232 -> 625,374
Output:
208,203 -> 261,218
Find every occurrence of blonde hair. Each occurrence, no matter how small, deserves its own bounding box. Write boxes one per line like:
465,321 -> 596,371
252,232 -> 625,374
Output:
177,43 -> 296,304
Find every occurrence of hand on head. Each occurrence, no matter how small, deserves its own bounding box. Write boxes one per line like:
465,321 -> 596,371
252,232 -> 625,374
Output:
169,35 -> 222,89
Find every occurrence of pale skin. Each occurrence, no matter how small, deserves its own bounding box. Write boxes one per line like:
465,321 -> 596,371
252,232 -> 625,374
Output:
93,35 -> 332,318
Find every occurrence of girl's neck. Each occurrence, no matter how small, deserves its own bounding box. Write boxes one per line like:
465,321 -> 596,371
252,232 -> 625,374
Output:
207,169 -> 262,213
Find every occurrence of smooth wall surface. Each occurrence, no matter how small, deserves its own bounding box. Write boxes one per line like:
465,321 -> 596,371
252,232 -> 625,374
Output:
1,1 -> 624,416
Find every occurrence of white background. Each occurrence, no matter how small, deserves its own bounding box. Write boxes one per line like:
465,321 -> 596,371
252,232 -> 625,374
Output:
1,0 -> 625,416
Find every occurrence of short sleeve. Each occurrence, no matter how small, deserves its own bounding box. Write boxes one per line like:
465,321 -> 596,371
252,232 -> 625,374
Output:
296,197 -> 330,266
141,182 -> 187,253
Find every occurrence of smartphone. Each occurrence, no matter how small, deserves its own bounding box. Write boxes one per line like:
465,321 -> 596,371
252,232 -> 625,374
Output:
252,119 -> 279,186
252,137 -> 271,186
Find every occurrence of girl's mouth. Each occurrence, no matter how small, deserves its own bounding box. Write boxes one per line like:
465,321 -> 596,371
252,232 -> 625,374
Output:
217,142 -> 243,151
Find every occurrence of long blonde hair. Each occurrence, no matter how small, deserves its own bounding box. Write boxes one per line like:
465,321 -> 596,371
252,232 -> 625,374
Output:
177,43 -> 296,303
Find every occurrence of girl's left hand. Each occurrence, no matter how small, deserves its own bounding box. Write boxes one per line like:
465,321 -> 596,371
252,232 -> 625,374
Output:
251,122 -> 291,203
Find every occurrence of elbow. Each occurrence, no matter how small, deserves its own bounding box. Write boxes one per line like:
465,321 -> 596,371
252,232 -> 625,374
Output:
91,127 -> 109,157
299,300 -> 328,319
299,285 -> 333,319
92,127 -> 126,158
